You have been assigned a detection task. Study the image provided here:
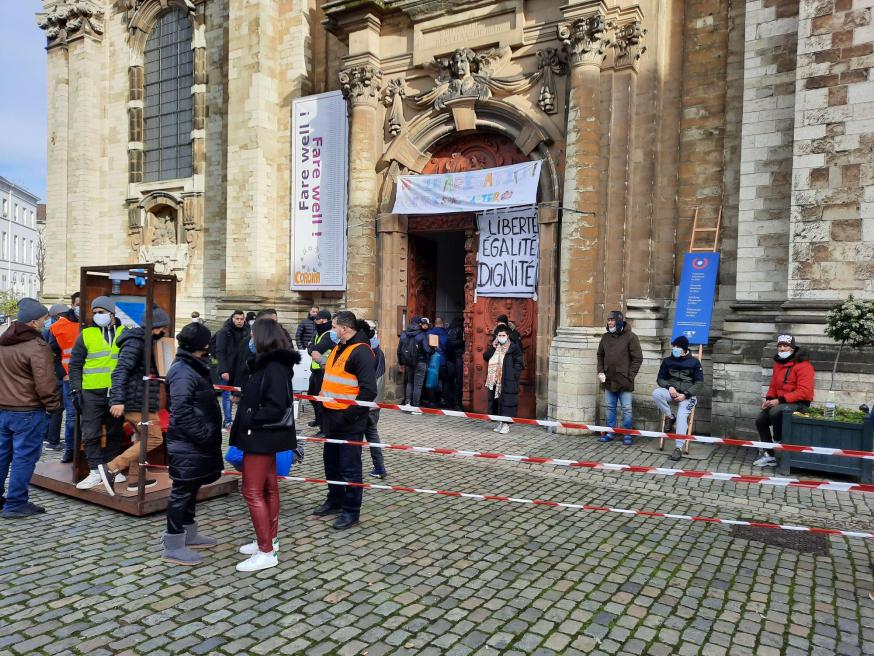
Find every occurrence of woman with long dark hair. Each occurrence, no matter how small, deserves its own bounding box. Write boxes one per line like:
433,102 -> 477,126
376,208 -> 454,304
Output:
230,318 -> 300,572
483,324 -> 524,434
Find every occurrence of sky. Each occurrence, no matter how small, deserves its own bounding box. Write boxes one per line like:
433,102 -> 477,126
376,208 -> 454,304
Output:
0,0 -> 47,201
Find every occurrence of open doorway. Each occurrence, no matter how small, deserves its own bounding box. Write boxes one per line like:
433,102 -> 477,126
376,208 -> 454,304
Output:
407,231 -> 466,324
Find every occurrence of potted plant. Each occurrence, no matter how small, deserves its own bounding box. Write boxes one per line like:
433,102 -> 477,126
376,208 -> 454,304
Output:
777,406 -> 873,483
823,295 -> 874,417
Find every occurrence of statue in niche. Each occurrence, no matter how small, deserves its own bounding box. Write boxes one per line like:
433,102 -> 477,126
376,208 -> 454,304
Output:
152,210 -> 177,246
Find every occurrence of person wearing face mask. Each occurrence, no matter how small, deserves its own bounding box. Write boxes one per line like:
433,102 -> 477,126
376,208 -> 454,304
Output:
306,310 -> 336,434
47,300 -> 81,462
0,298 -> 60,518
596,311 -> 643,444
68,296 -> 127,490
295,306 -> 320,350
363,320 -> 387,479
96,306 -> 173,495
215,310 -> 250,429
63,291 -> 81,323
652,335 -> 704,461
753,334 -> 815,467
311,311 -> 377,529
483,325 -> 524,434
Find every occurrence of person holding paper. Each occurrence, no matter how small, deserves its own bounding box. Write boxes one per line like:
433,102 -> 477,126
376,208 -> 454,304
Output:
483,324 -> 524,434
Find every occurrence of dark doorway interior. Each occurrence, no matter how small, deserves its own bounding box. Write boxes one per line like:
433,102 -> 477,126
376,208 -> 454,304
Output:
408,231 -> 466,324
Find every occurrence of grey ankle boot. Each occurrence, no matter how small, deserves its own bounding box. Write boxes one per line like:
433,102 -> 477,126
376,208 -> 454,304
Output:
183,521 -> 218,548
162,532 -> 203,565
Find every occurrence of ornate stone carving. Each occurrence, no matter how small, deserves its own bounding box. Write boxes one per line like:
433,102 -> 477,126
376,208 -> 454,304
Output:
408,46 -> 559,114
557,14 -> 609,67
127,192 -> 203,280
536,48 -> 567,115
614,20 -> 646,69
339,64 -> 383,106
37,0 -> 105,45
382,78 -> 407,137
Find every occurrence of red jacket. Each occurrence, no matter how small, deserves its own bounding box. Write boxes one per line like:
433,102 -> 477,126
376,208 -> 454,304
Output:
766,350 -> 815,404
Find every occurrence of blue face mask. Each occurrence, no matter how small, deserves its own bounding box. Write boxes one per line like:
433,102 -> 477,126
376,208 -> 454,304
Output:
370,335 -> 379,349
248,337 -> 256,354
671,347 -> 684,358
45,317 -> 54,328
329,329 -> 338,343
73,307 -> 80,318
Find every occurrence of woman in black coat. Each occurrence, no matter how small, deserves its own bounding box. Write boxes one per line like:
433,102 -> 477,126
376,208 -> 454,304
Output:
483,324 -> 524,435
161,323 -> 224,567
230,318 -> 300,573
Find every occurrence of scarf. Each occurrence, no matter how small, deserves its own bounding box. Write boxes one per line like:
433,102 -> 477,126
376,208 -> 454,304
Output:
485,342 -> 509,397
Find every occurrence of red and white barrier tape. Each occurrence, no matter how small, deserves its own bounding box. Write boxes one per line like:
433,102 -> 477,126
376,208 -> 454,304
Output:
142,464 -> 874,540
144,376 -> 874,461
297,435 -> 874,495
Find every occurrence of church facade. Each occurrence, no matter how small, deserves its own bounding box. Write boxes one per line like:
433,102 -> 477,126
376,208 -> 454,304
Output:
39,0 -> 874,435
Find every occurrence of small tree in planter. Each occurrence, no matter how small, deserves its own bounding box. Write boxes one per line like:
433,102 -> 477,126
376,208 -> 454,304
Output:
824,295 -> 874,416
0,290 -> 18,326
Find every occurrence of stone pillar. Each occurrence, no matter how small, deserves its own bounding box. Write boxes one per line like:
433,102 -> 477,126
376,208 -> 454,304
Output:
376,212 -> 408,400
223,0 -> 281,303
548,5 -> 610,427
340,61 -> 383,319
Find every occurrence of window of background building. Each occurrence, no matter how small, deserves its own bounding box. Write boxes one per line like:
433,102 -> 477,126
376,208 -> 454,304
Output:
29,239 -> 34,265
13,236 -> 18,262
1,232 -> 6,260
1,199 -> 6,216
143,8 -> 193,183
13,204 -> 18,222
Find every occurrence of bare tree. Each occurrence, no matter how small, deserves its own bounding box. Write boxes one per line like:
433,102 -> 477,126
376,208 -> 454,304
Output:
36,225 -> 48,298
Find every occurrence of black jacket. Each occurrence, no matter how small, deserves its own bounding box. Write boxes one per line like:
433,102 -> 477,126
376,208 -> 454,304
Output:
322,330 -> 377,437
483,341 -> 524,417
109,328 -> 161,413
656,353 -> 705,397
46,329 -> 66,380
166,349 -> 224,483
230,349 -> 300,454
215,316 -> 250,384
295,317 -> 316,349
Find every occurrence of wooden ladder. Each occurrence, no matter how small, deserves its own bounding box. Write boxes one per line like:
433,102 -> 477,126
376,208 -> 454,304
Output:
659,207 -> 723,453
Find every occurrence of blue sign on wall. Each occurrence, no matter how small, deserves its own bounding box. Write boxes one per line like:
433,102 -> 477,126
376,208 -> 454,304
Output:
672,253 -> 720,346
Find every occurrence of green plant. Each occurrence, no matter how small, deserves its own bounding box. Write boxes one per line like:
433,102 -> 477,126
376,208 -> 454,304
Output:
794,405 -> 868,425
824,295 -> 874,391
0,290 -> 18,321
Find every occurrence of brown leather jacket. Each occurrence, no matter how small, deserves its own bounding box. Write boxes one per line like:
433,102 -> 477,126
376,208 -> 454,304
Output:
0,322 -> 61,412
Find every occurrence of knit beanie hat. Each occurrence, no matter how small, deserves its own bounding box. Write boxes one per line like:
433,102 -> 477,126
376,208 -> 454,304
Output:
17,297 -> 49,323
177,322 -> 212,352
49,303 -> 68,317
92,296 -> 116,313
150,306 -> 171,328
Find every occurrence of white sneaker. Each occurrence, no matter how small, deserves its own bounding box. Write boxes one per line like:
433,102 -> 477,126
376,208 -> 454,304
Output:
239,538 -> 279,556
236,550 -> 278,572
497,423 -> 510,434
753,455 -> 777,467
411,409 -> 423,415
492,423 -> 501,432
76,470 -> 103,490
115,473 -> 127,483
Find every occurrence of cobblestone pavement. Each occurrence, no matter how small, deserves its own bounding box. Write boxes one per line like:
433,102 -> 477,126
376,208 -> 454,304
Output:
1,407 -> 873,656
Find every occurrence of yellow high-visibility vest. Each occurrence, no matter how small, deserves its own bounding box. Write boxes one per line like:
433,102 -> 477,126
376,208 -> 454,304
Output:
81,325 -> 125,390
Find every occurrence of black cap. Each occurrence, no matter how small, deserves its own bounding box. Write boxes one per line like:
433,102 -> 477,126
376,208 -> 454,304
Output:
496,314 -> 509,324
609,310 -> 624,322
316,309 -> 332,321
246,311 -> 257,321
671,335 -> 690,351
177,323 -> 212,352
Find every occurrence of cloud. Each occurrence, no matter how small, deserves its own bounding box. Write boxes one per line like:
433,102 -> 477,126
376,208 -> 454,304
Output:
0,0 -> 48,200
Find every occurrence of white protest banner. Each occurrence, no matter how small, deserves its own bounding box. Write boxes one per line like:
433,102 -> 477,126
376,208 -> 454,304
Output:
392,160 -> 542,215
291,91 -> 348,291
476,206 -> 539,298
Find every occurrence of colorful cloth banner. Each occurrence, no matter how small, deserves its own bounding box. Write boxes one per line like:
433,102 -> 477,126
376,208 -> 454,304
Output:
392,161 -> 542,215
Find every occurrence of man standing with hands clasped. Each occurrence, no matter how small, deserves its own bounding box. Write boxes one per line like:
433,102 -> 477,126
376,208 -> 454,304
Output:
311,311 -> 376,530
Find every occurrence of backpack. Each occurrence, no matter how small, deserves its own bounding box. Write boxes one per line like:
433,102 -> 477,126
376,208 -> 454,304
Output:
398,333 -> 419,366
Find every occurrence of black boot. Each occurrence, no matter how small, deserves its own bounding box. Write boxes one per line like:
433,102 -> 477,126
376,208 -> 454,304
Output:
311,501 -> 341,517
60,450 -> 74,464
333,512 -> 359,530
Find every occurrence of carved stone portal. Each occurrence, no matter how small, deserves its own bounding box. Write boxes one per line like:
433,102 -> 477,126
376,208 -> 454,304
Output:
128,192 -> 202,281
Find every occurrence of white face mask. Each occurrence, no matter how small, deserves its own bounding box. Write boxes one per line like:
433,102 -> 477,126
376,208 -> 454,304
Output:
94,313 -> 112,327
777,350 -> 792,360
497,336 -> 508,345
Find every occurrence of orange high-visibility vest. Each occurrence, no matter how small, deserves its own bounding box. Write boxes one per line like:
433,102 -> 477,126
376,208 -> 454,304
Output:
320,342 -> 368,410
50,316 -> 80,374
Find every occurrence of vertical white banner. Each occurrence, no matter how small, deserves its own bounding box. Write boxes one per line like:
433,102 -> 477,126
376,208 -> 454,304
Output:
291,91 -> 349,291
475,206 -> 539,298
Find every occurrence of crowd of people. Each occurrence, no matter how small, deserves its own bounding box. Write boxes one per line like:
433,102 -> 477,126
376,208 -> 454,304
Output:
0,296 -> 818,573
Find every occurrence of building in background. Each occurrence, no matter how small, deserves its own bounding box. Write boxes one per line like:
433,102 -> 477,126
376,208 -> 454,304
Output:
37,0 -> 874,436
0,176 -> 40,299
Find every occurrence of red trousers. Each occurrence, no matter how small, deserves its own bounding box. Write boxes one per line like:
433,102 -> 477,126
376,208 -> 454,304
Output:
241,453 -> 279,553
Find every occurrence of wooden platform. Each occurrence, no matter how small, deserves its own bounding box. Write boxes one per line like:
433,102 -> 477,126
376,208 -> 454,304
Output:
31,461 -> 239,516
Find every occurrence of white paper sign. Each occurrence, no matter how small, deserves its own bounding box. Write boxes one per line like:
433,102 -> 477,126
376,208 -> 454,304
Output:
476,206 -> 539,298
392,161 -> 542,215
291,91 -> 349,290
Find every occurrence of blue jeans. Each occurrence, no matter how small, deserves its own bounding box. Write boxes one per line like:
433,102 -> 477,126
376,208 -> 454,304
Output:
221,391 -> 233,425
62,380 -> 76,452
605,390 -> 633,429
0,409 -> 49,511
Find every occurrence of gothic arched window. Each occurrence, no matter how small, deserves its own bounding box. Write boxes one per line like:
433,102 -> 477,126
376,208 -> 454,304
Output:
143,8 -> 193,182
